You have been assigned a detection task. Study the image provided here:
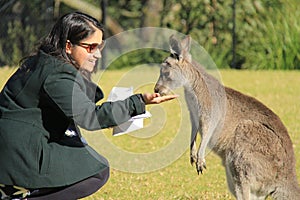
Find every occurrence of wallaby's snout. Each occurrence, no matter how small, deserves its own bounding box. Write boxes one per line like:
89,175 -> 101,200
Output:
154,84 -> 168,96
154,80 -> 171,96
154,85 -> 160,94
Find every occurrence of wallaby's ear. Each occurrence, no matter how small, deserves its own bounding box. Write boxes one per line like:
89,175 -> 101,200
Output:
169,34 -> 181,60
181,35 -> 191,53
169,35 -> 192,62
180,35 -> 192,62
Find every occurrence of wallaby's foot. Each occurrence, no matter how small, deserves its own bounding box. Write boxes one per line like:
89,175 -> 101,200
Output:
196,158 -> 206,174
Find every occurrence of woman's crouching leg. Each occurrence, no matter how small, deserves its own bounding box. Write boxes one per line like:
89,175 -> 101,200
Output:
27,166 -> 110,200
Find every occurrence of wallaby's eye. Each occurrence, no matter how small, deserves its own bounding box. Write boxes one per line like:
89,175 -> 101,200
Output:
163,60 -> 171,67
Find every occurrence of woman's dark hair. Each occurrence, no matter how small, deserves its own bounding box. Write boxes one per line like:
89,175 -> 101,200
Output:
39,11 -> 104,62
19,12 -> 104,80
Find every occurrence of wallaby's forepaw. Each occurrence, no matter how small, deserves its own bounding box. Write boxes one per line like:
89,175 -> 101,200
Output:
190,142 -> 197,165
190,154 -> 197,165
190,151 -> 197,165
196,158 -> 206,175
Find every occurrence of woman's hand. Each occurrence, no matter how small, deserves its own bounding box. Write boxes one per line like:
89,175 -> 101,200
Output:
142,93 -> 178,105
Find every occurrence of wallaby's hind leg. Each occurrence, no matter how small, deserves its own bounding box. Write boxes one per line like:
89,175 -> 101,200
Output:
226,156 -> 267,200
225,153 -> 251,200
235,182 -> 251,200
223,151 -> 255,200
225,160 -> 235,196
227,119 -> 286,200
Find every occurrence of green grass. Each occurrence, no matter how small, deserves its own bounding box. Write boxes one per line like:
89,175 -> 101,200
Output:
0,67 -> 299,199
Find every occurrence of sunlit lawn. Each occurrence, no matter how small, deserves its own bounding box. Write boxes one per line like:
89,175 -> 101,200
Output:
0,66 -> 299,200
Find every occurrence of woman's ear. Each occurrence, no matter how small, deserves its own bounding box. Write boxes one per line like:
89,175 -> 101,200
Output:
66,40 -> 72,54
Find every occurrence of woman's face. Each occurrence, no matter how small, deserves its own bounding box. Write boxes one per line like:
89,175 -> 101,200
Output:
66,27 -> 104,72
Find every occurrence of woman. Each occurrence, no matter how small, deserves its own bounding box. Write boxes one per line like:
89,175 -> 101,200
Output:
0,12 -> 177,200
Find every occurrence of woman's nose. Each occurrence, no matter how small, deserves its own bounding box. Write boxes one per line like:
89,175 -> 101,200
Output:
93,48 -> 102,59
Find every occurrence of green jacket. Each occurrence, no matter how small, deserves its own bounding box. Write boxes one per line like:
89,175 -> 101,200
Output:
0,51 -> 145,188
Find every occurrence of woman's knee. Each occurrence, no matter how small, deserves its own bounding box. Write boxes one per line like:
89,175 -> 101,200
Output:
96,166 -> 110,186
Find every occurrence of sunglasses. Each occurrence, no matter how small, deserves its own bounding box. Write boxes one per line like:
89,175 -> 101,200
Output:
77,40 -> 106,53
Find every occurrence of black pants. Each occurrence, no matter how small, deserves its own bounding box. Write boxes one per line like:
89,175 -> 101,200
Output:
27,167 -> 109,200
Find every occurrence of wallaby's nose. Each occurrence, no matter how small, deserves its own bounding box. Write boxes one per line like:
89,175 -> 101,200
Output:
154,87 -> 159,93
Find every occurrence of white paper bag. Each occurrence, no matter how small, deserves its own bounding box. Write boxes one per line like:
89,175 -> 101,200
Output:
107,87 -> 151,136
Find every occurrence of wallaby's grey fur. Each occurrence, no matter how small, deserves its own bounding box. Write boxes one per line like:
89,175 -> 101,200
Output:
154,35 -> 300,200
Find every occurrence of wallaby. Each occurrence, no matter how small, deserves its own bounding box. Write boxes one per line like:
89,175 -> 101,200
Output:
154,35 -> 300,200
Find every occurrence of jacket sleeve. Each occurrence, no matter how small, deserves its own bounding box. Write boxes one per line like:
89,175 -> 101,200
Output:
43,67 -> 145,131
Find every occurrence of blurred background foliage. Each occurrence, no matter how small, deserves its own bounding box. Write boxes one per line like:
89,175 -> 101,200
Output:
0,0 -> 299,70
